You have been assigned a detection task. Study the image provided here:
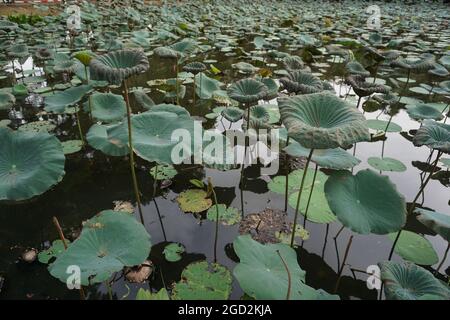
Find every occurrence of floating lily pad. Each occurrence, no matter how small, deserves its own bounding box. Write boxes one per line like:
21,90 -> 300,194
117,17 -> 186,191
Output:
366,119 -> 402,132
324,169 -> 406,234
150,164 -> 177,181
387,231 -> 438,265
406,104 -> 444,121
379,261 -> 450,300
207,204 -> 241,226
233,235 -> 338,300
136,288 -> 169,300
177,189 -> 212,213
18,120 -> 56,133
0,128 -> 65,201
48,210 -> 151,286
163,243 -> 185,262
172,261 -> 232,300
368,157 -> 407,172
61,140 -> 83,155
38,239 -> 71,264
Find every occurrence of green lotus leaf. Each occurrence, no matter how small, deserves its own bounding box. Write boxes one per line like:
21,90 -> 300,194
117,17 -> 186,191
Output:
391,57 -> 435,73
53,60 -> 77,74
387,231 -> 438,265
439,56 -> 450,68
44,85 -> 93,114
172,261 -> 232,300
183,61 -> 206,74
133,90 -> 155,110
228,78 -> 268,104
232,61 -> 259,74
406,104 -> 444,121
367,157 -> 407,172
284,140 -> 360,169
372,92 -> 399,105
429,63 -> 449,77
263,104 -> 280,124
61,140 -> 83,155
7,44 -> 29,58
283,55 -> 306,71
379,261 -> 450,300
12,84 -> 28,97
260,78 -> 279,99
346,61 -> 370,77
324,169 -> 406,234
366,119 -> 402,132
48,210 -> 151,286
90,49 -> 150,85
195,72 -> 223,100
163,243 -> 185,262
233,235 -> 339,300
170,38 -> 197,55
221,107 -> 244,122
86,123 -> 129,157
0,128 -> 65,201
0,20 -> 18,31
136,288 -> 170,300
247,105 -> 270,124
18,120 -> 56,133
413,119 -> 450,154
416,208 -> 450,242
0,92 -> 15,110
279,92 -> 370,149
207,204 -> 241,226
154,46 -> 180,59
89,92 -> 126,123
346,76 -> 389,97
148,103 -> 190,117
440,80 -> 450,93
368,32 -> 382,45
38,239 -> 71,264
108,111 -> 195,164
177,189 -> 212,213
439,158 -> 450,169
280,71 -> 323,94
150,164 -> 177,181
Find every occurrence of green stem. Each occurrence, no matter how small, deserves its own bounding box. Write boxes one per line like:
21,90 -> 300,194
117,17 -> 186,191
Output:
75,107 -> 85,145
388,151 -> 443,260
303,164 -> 318,228
334,235 -> 353,293
290,148 -> 314,247
123,80 -> 145,224
276,250 -> 291,300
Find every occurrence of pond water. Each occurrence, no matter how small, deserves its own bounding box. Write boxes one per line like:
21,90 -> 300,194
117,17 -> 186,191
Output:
0,1 -> 449,300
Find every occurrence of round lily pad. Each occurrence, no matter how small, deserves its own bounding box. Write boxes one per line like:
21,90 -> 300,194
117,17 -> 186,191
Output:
172,261 -> 232,300
367,157 -> 407,172
61,140 -> 83,155
324,169 -> 406,234
406,104 -> 444,121
207,204 -> 241,226
221,107 -> 244,122
150,164 -> 177,181
177,189 -> 212,213
387,231 -> 438,265
163,243 -> 185,262
379,261 -> 450,300
18,121 -> 56,133
48,210 -> 151,286
366,119 -> 402,132
0,128 -> 65,201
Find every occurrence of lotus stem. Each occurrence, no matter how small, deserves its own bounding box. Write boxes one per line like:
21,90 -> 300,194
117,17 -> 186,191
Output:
436,243 -> 450,273
106,280 -> 113,300
290,148 -> 314,247
388,151 -> 443,260
403,69 -> 411,91
240,104 -> 251,215
284,136 -> 290,212
321,224 -> 330,259
123,80 -> 145,224
52,216 -> 85,300
84,65 -> 89,84
381,140 -> 386,159
334,235 -> 353,293
193,75 -> 196,106
383,114 -> 393,134
75,107 -> 85,145
209,178 -> 220,263
372,64 -> 379,83
356,96 -> 361,109
152,164 -> 159,200
276,250 -> 291,300
303,163 -> 318,229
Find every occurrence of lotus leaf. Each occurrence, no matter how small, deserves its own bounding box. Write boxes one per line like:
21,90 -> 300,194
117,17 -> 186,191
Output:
136,288 -> 170,300
195,72 -> 223,100
150,164 -> 177,181
387,231 -> 438,265
61,140 -> 83,155
207,204 -> 241,226
44,85 -> 93,113
367,157 -> 407,172
133,90 -> 155,110
406,104 -> 444,121
227,78 -> 268,104
183,62 -> 206,74
366,119 -> 402,133
172,261 -> 232,300
86,123 -> 129,157
18,120 -> 56,133
221,107 -> 244,122
48,210 -> 151,286
379,261 -> 450,300
38,239 -> 71,264
89,92 -> 126,123
324,169 -> 406,234
278,92 -> 370,149
0,92 -> 15,110
280,71 -> 323,94
416,208 -> 450,242
413,120 -> 450,154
